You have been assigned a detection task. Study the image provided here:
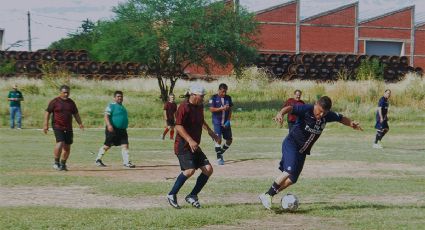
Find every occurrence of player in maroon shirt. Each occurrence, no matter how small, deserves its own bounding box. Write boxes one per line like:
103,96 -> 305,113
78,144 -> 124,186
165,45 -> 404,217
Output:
43,85 -> 84,171
166,84 -> 219,209
161,94 -> 177,140
283,90 -> 305,131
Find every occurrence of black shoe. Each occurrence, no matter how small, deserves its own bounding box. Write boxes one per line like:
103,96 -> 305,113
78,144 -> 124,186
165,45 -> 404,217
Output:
167,194 -> 181,209
95,159 -> 107,167
59,164 -> 68,171
53,163 -> 60,170
123,161 -> 136,168
185,194 -> 201,208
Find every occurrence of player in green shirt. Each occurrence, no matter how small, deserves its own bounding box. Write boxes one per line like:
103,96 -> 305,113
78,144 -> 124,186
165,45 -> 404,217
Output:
95,91 -> 135,168
7,84 -> 24,129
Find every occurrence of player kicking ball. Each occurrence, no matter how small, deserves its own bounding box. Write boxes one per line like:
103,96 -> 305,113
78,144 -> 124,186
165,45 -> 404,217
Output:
259,96 -> 362,210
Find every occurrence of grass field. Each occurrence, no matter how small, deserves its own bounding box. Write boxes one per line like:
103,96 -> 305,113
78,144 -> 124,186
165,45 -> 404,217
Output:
1,125 -> 424,229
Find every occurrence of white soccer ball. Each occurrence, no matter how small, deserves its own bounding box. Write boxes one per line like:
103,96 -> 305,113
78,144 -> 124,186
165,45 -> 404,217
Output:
281,193 -> 299,211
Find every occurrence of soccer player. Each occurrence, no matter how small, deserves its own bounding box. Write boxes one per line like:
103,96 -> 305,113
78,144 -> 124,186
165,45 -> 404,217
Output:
95,91 -> 135,168
373,89 -> 391,149
167,84 -> 220,209
161,94 -> 177,140
283,89 -> 304,131
7,84 -> 24,129
209,83 -> 233,165
258,96 -> 362,210
43,85 -> 84,171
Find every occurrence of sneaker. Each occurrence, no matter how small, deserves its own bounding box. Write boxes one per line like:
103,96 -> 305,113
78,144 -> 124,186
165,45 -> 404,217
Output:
185,194 -> 201,208
160,134 -> 165,140
373,143 -> 383,149
59,164 -> 68,171
53,163 -> 60,170
123,162 -> 136,168
95,159 -> 107,167
216,154 -> 224,165
259,193 -> 272,210
167,194 -> 181,209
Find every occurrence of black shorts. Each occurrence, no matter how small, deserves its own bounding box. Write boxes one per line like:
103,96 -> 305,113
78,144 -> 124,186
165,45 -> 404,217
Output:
104,128 -> 129,147
53,129 -> 73,145
177,148 -> 210,171
166,119 -> 176,127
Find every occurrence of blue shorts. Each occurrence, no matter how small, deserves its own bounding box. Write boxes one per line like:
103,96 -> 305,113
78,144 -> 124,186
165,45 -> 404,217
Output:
375,120 -> 389,130
213,124 -> 232,140
279,137 -> 306,184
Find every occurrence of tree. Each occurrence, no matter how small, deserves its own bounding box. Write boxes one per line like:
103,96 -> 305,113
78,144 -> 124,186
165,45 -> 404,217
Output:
93,0 -> 258,101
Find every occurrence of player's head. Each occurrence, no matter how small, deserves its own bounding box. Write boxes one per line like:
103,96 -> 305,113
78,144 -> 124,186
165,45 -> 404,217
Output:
294,89 -> 302,101
314,96 -> 332,120
59,85 -> 70,99
114,90 -> 124,104
384,89 -> 391,99
12,84 -> 18,90
189,84 -> 206,105
218,83 -> 228,97
168,93 -> 175,102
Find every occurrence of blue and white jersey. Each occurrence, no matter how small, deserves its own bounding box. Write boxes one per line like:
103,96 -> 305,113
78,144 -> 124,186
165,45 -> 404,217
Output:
209,94 -> 233,125
288,104 -> 343,154
376,96 -> 389,120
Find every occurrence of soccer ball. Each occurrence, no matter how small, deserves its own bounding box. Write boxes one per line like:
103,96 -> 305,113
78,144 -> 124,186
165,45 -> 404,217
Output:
281,193 -> 299,211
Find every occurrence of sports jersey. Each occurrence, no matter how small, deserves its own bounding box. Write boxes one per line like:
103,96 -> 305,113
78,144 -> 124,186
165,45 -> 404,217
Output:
46,97 -> 78,131
288,104 -> 343,154
209,94 -> 233,125
283,98 -> 305,122
376,96 -> 389,120
8,90 -> 23,107
163,101 -> 177,121
174,100 -> 204,154
105,102 -> 128,129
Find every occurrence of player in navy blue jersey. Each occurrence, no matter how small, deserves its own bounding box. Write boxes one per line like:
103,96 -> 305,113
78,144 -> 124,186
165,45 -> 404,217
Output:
373,89 -> 391,149
259,96 -> 362,210
209,83 -> 233,165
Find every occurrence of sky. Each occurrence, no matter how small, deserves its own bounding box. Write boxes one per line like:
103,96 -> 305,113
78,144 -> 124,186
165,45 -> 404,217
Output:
1,0 -> 425,51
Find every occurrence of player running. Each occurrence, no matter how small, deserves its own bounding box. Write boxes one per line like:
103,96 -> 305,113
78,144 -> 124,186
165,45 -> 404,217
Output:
373,89 -> 391,149
209,83 -> 233,165
161,94 -> 177,140
259,96 -> 362,210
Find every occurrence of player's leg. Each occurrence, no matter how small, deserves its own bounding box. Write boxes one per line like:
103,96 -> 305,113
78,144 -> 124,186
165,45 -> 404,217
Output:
213,124 -> 224,164
162,126 -> 169,140
52,129 -> 66,170
169,126 -> 175,140
10,107 -> 16,128
122,144 -> 135,168
96,127 -> 114,166
186,151 -> 212,208
59,131 -> 73,171
16,107 -> 22,129
221,126 -> 233,154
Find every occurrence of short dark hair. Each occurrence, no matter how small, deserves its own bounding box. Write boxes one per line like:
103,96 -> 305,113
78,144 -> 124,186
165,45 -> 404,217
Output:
294,89 -> 302,94
317,96 -> 332,111
60,85 -> 70,92
114,91 -> 123,97
219,83 -> 228,90
384,89 -> 391,93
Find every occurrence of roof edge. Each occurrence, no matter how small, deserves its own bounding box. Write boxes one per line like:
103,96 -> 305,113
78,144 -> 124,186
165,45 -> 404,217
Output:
359,5 -> 414,24
255,0 -> 297,15
301,2 -> 358,23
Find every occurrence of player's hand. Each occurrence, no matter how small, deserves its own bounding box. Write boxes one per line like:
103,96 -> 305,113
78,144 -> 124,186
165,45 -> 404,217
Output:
274,113 -> 283,124
107,125 -> 114,132
222,105 -> 230,111
380,117 -> 384,123
43,125 -> 48,134
351,121 -> 362,131
79,123 -> 84,131
188,139 -> 199,152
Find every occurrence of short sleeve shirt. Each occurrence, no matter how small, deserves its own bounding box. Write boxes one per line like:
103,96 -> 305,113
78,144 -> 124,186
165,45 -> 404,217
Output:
209,94 -> 233,125
105,102 -> 128,129
8,90 -> 23,107
284,98 -> 305,122
46,97 -> 78,131
288,104 -> 343,154
174,100 -> 204,154
163,101 -> 177,121
377,96 -> 389,119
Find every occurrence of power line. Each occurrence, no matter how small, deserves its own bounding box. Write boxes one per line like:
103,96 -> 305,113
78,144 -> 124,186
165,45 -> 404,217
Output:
31,13 -> 85,23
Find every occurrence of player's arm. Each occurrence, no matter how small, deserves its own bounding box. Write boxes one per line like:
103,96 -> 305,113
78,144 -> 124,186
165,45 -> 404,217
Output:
274,106 -> 293,124
175,124 -> 199,152
73,113 -> 84,130
43,111 -> 51,134
104,113 -> 114,132
340,117 -> 362,131
203,120 -> 220,143
377,106 -> 384,122
209,106 -> 228,112
7,92 -> 14,101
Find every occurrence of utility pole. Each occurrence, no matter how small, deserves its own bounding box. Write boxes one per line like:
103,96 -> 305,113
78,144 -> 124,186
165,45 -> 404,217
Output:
27,11 -> 32,52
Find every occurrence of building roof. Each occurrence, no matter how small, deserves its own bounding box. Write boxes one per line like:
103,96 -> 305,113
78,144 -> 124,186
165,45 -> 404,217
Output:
254,0 -> 297,15
301,2 -> 358,23
359,5 -> 414,24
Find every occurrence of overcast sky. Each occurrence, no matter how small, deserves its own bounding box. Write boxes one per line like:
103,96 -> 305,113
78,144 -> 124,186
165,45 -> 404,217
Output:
1,0 -> 424,51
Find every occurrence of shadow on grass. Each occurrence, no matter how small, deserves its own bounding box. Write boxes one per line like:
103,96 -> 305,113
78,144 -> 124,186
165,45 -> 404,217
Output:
224,157 -> 275,165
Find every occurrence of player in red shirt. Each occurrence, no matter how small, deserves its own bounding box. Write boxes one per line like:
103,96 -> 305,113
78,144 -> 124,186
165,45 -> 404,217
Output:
283,90 -> 305,131
161,94 -> 177,140
43,85 -> 84,171
166,84 -> 220,209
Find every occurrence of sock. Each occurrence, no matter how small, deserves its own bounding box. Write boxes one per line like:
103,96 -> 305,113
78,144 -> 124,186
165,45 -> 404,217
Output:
162,128 -> 169,139
122,149 -> 130,165
60,159 -> 67,166
190,173 -> 209,196
222,143 -> 230,154
170,129 -> 175,139
96,147 -> 106,160
169,173 -> 188,195
54,158 -> 60,164
266,182 -> 280,197
375,130 -> 384,143
215,142 -> 222,158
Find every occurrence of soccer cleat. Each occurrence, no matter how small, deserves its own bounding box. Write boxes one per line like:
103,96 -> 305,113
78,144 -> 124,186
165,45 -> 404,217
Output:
259,193 -> 272,210
59,164 -> 68,171
53,163 -> 60,170
373,143 -> 383,149
216,154 -> 224,165
95,159 -> 107,167
167,194 -> 181,209
123,162 -> 136,168
185,195 -> 201,208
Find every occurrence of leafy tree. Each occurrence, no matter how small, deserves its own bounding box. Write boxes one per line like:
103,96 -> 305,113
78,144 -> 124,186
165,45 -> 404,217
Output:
93,0 -> 258,101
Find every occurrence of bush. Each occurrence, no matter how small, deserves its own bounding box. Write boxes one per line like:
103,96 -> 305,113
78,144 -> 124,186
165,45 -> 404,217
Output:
0,59 -> 16,75
356,59 -> 385,81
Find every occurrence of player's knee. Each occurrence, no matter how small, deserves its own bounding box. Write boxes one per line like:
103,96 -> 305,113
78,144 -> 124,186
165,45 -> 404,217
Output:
226,138 -> 232,145
288,174 -> 299,184
183,169 -> 196,177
